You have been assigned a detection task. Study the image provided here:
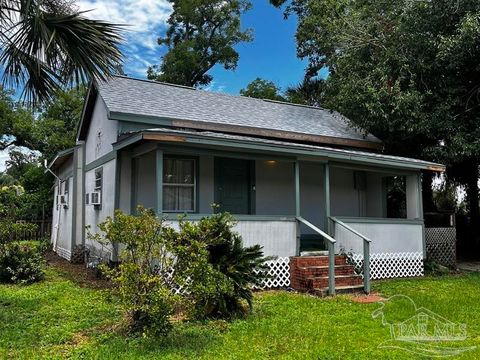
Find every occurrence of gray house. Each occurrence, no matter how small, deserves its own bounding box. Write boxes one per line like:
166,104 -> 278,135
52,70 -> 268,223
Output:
48,76 -> 444,292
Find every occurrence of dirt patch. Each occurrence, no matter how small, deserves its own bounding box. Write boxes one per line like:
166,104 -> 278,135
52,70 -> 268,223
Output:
45,251 -> 111,289
349,292 -> 385,303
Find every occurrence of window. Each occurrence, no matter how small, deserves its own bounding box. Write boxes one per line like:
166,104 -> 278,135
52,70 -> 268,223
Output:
64,178 -> 69,197
94,168 -> 103,191
163,157 -> 196,212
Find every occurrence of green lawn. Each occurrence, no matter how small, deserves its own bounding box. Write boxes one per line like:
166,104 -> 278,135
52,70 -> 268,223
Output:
1,264 -> 480,359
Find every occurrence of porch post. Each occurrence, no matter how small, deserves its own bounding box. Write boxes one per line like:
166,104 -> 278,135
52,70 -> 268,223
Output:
294,160 -> 301,255
156,148 -> 163,215
406,173 -> 421,219
324,163 -> 331,235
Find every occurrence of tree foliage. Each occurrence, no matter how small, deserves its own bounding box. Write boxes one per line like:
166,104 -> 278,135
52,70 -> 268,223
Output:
147,0 -> 253,87
272,0 -> 480,225
0,0 -> 123,104
240,77 -> 285,101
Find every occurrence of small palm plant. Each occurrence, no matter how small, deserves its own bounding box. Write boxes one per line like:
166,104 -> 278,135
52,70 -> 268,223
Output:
174,211 -> 269,319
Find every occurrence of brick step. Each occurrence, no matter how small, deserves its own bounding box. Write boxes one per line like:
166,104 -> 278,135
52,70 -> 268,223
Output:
295,264 -> 357,277
314,285 -> 365,297
305,274 -> 364,289
290,255 -> 348,268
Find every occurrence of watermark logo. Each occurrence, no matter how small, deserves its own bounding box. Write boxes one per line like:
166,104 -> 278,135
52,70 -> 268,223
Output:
372,295 -> 476,357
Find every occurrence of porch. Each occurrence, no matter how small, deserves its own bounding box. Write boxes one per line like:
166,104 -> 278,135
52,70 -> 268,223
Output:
113,129 -> 436,293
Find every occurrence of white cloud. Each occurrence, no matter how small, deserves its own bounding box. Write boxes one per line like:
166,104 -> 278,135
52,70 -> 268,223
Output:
77,0 -> 173,77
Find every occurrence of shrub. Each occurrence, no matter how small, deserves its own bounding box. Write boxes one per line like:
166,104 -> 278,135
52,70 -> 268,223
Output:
0,221 -> 44,284
88,207 -> 182,336
171,212 -> 268,319
0,242 -> 45,284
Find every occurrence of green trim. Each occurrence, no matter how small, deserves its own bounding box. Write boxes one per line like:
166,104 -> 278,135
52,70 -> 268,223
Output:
157,144 -> 296,162
334,216 -> 424,225
85,151 -> 116,172
155,148 -> 163,215
324,163 -> 331,235
112,130 -> 444,172
110,111 -> 173,126
81,143 -> 86,246
294,161 -> 301,255
112,151 -> 120,261
70,148 -> 78,252
329,161 -> 417,176
163,214 -> 296,221
130,157 -> 137,214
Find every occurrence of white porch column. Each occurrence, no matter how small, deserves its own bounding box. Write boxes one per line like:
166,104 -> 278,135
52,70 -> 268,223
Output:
156,148 -> 163,215
406,173 -> 422,219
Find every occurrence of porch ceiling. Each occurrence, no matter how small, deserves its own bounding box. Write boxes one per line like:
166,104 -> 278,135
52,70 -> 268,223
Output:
113,127 -> 445,172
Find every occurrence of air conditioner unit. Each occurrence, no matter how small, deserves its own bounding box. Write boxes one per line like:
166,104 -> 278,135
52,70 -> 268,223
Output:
57,195 -> 68,208
91,191 -> 102,206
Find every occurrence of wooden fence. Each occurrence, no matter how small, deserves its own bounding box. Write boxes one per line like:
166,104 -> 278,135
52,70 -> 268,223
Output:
13,219 -> 52,241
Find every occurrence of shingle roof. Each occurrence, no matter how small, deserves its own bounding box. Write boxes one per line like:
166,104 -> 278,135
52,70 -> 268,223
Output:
96,76 -> 381,148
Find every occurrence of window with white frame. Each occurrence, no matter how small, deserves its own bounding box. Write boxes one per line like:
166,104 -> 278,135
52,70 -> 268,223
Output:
94,168 -> 103,192
163,157 -> 196,212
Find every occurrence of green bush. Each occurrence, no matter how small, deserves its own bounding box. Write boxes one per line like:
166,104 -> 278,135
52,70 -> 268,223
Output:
88,207 -> 182,336
0,221 -> 44,284
90,208 -> 268,336
0,242 -> 45,284
171,212 -> 268,319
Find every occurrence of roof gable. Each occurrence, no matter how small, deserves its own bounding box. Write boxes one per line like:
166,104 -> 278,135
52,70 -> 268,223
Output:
78,76 -> 382,149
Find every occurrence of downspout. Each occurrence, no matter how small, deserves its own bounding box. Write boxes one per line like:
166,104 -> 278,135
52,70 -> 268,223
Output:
44,160 -> 62,251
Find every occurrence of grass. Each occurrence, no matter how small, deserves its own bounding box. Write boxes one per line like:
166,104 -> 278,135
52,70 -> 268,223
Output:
2,263 -> 480,359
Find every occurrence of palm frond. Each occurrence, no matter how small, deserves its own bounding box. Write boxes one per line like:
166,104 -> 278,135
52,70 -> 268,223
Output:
0,0 -> 124,104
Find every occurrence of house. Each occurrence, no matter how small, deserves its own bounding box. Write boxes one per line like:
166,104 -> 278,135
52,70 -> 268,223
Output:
48,76 -> 444,293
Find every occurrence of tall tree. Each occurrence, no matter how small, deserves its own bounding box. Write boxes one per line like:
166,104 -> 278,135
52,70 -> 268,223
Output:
240,78 -> 284,101
284,77 -> 325,106
0,0 -> 123,104
271,0 -> 480,231
148,0 -> 253,87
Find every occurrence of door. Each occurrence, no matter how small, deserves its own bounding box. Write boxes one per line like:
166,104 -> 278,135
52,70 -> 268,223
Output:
214,157 -> 254,214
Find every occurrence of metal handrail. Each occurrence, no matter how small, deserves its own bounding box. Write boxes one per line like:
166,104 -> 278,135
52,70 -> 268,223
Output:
329,216 -> 371,294
329,217 -> 371,243
296,216 -> 336,244
296,216 -> 336,296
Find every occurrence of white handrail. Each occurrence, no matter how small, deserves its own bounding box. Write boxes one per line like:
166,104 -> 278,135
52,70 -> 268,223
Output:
296,216 -> 336,243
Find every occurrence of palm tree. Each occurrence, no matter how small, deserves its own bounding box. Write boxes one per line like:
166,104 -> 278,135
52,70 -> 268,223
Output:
0,0 -> 123,104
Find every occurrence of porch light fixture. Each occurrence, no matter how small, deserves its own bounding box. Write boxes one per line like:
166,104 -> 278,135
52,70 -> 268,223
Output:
266,160 -> 277,166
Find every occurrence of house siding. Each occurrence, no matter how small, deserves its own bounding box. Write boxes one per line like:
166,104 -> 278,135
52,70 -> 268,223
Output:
85,96 -> 118,165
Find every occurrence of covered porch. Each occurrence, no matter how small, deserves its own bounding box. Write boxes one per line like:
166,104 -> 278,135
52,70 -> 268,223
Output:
114,128 -> 443,292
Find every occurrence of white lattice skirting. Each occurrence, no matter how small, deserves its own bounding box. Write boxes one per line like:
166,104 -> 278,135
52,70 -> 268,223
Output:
349,252 -> 424,280
254,257 -> 290,289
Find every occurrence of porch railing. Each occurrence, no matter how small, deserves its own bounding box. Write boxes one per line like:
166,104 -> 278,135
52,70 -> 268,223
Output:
296,216 -> 337,295
329,216 -> 371,294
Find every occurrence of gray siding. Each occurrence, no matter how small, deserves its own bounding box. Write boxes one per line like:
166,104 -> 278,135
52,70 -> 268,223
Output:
85,97 -> 118,164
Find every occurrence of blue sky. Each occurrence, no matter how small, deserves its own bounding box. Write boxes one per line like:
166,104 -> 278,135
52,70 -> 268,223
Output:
77,0 -> 308,94
1,1 -> 310,171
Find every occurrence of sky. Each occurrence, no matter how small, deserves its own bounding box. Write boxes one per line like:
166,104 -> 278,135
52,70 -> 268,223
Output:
75,0 -> 308,94
1,0 -> 311,171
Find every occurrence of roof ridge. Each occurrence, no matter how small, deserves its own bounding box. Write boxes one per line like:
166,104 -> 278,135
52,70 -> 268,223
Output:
262,98 -> 331,111
112,75 -> 196,91
110,75 -> 334,112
